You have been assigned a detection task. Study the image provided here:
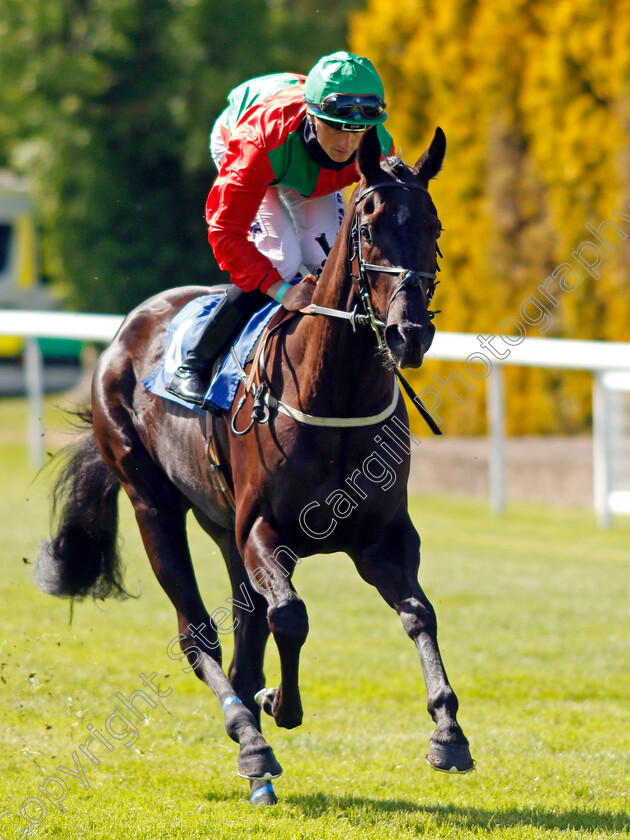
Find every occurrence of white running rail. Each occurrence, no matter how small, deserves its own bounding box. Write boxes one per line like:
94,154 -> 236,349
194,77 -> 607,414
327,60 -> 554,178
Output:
1,310 -> 629,526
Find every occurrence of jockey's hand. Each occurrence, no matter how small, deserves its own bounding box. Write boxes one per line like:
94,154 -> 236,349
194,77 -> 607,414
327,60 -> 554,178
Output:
268,275 -> 317,311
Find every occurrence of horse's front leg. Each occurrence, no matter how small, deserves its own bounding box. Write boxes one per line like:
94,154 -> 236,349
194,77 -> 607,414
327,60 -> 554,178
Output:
241,517 -> 308,729
352,511 -> 474,774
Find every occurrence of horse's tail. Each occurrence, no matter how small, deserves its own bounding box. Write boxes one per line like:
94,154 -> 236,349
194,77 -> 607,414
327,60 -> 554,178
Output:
34,410 -> 130,600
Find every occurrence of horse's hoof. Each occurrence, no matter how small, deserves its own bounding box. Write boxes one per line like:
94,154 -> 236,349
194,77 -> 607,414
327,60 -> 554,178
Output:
426,741 -> 475,774
272,704 -> 303,730
254,687 -> 276,717
237,744 -> 283,780
250,781 -> 277,807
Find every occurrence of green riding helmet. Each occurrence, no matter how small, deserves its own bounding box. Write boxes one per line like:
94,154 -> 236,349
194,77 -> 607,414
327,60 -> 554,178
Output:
304,51 -> 387,131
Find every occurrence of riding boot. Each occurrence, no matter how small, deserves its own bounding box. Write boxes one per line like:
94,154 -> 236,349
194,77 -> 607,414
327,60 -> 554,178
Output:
165,292 -> 244,406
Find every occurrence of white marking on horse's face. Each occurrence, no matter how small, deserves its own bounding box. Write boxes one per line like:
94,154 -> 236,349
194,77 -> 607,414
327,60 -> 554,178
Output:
396,205 -> 411,226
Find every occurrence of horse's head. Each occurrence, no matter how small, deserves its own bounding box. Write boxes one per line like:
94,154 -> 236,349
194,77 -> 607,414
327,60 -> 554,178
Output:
353,126 -> 446,369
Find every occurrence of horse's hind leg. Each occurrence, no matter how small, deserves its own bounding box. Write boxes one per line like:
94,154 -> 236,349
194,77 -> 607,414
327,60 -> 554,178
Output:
92,408 -> 281,781
230,545 -> 279,805
352,511 -> 473,774
131,495 -> 281,780
203,526 -> 277,805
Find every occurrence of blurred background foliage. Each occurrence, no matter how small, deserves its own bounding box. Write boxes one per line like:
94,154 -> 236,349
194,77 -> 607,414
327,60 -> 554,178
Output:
0,0 -> 362,312
0,0 -> 628,432
351,0 -> 630,433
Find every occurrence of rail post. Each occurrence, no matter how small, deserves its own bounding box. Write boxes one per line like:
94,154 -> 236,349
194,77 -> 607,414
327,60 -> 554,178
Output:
24,337 -> 45,467
486,365 -> 506,515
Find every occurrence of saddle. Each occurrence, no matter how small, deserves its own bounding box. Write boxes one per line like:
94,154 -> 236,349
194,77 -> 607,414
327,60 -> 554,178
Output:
141,291 -> 282,415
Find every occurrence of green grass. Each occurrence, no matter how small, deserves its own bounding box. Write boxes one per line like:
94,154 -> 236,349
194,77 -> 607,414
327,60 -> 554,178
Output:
1,395 -> 629,839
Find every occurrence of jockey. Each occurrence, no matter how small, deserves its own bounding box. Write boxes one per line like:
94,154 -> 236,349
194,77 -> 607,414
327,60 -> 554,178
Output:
167,51 -> 393,406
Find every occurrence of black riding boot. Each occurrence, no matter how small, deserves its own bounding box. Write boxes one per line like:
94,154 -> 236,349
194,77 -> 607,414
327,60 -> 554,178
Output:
165,286 -> 267,407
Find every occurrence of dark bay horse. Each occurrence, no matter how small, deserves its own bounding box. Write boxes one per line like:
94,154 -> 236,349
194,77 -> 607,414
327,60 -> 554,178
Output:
36,125 -> 473,806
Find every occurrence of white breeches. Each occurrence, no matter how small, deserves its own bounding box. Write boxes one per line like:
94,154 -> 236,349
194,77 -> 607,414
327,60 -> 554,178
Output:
210,118 -> 344,281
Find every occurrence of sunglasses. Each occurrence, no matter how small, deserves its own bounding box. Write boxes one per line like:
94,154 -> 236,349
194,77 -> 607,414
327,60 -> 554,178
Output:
307,93 -> 387,121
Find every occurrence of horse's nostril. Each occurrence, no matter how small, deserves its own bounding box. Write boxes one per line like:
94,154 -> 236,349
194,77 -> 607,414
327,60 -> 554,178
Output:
386,321 -> 434,368
385,324 -> 406,357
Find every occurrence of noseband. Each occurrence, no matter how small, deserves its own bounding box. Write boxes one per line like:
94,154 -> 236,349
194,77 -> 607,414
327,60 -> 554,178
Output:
351,181 -> 439,344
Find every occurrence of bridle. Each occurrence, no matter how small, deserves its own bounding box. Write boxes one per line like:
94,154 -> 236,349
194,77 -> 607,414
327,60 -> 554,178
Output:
230,177 -> 443,436
347,180 -> 440,349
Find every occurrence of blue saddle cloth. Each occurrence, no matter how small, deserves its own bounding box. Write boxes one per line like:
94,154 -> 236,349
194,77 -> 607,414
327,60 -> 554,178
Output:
142,292 -> 281,414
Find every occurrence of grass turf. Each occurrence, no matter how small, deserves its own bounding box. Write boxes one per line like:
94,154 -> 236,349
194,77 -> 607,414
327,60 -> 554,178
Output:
0,395 -> 629,839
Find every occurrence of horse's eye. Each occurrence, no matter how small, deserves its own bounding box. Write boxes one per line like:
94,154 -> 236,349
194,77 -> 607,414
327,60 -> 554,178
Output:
360,224 -> 372,243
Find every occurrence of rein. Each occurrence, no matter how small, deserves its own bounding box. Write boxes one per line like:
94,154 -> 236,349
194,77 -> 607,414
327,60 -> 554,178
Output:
229,314 -> 403,434
231,178 -> 443,436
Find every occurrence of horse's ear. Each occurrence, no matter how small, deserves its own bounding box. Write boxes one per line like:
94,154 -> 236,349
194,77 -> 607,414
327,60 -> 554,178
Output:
413,127 -> 446,183
358,126 -> 382,182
